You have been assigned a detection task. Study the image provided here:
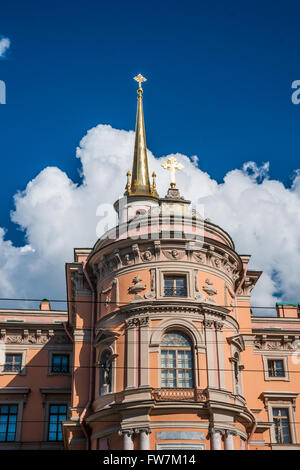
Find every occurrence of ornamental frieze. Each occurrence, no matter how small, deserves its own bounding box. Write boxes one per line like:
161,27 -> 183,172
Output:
254,336 -> 295,351
1,329 -> 70,345
94,240 -> 241,285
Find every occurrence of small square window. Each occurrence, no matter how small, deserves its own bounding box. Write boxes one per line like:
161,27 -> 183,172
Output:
164,276 -> 187,297
51,354 -> 69,374
4,354 -> 22,373
268,359 -> 285,378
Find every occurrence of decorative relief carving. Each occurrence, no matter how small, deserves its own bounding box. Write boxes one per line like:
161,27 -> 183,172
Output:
96,241 -> 241,289
154,240 -> 161,261
3,330 -> 70,345
126,316 -> 149,329
132,244 -> 140,264
144,269 -> 156,300
142,250 -> 153,262
101,279 -> 117,309
254,336 -> 295,351
202,278 -> 218,305
128,276 -> 146,302
193,251 -> 206,264
214,321 -> 223,331
203,319 -> 214,329
162,249 -> 185,261
194,270 -> 205,302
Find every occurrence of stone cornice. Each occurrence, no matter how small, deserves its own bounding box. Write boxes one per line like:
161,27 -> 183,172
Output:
119,300 -> 230,318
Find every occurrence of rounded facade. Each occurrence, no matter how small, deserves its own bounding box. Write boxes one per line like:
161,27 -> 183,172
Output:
83,199 -> 254,450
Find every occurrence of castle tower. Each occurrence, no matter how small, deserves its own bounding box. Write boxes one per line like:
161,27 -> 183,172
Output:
62,76 -> 291,451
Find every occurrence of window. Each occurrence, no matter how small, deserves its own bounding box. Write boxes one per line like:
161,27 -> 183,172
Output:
48,405 -> 67,441
4,354 -> 22,373
164,276 -> 187,297
161,331 -> 193,388
273,408 -> 291,444
51,354 -> 69,374
0,405 -> 18,442
268,360 -> 285,378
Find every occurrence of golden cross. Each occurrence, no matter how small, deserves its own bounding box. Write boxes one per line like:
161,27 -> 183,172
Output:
161,156 -> 184,187
134,73 -> 147,90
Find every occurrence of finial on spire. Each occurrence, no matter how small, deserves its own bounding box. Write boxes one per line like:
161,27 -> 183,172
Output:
134,73 -> 147,92
161,156 -> 184,188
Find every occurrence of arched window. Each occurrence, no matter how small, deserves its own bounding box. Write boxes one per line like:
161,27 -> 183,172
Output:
161,331 -> 193,388
99,350 -> 112,395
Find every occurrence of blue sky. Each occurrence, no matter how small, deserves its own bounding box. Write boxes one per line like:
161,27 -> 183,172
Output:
1,0 -> 300,246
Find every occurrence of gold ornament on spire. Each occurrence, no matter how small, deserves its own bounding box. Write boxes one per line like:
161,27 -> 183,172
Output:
161,156 -> 184,188
134,73 -> 147,91
124,74 -> 159,198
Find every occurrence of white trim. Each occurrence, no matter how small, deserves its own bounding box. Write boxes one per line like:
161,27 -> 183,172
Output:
156,443 -> 205,450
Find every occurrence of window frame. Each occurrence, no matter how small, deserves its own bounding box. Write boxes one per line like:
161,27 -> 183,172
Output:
264,394 -> 298,445
0,394 -> 27,448
51,354 -> 70,374
262,355 -> 289,382
0,404 -> 18,442
3,354 -> 22,374
160,330 -> 194,389
47,351 -> 72,376
0,348 -> 27,376
163,275 -> 187,298
159,269 -> 192,299
47,403 -> 68,442
272,407 -> 292,445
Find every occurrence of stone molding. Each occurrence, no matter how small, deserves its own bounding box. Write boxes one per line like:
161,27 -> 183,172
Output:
0,328 -> 70,346
91,238 -> 242,288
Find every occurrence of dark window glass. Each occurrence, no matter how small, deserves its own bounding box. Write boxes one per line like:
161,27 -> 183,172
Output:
164,276 -> 187,297
51,355 -> 69,373
0,405 -> 18,442
48,404 -> 67,441
4,354 -> 22,372
268,360 -> 285,377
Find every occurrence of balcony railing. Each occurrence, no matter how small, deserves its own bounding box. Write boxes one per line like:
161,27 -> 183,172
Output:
164,287 -> 187,297
151,387 -> 207,402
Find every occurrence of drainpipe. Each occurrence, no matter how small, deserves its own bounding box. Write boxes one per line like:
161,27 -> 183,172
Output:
78,261 -> 96,450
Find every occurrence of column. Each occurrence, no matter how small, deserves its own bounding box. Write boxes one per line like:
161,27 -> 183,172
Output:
224,430 -> 235,450
204,320 -> 216,387
123,430 -> 134,450
215,321 -> 226,390
139,428 -> 151,450
139,317 -> 150,388
126,319 -> 138,389
210,428 -> 222,450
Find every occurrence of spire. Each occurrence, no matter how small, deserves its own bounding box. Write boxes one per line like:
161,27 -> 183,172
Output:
124,74 -> 159,198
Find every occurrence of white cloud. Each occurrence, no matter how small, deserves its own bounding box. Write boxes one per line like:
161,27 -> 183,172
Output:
0,123 -> 300,315
0,37 -> 10,58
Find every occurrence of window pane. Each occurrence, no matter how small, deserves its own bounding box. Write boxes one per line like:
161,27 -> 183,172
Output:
0,423 -> 7,433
